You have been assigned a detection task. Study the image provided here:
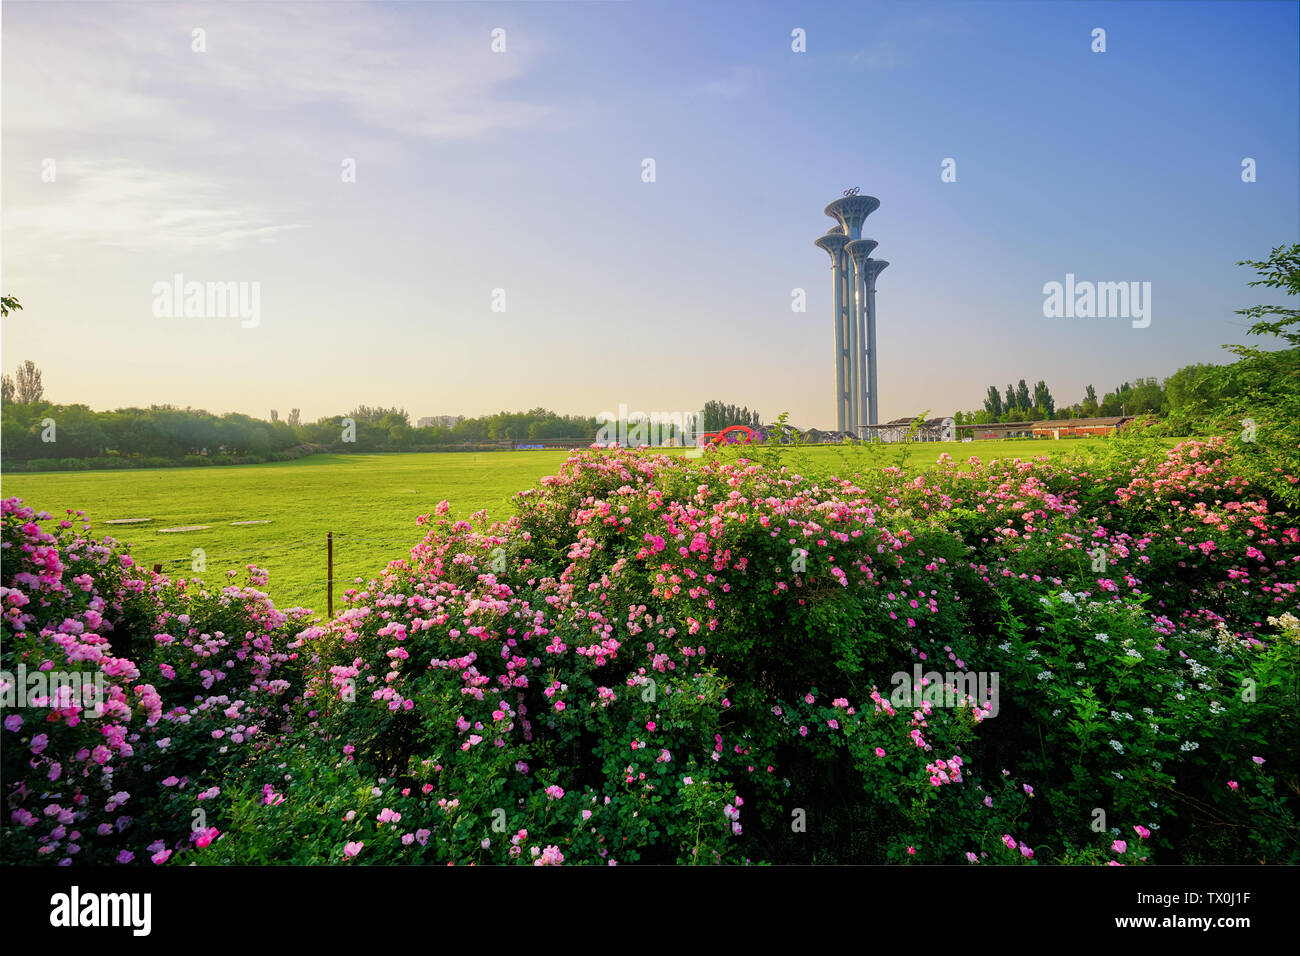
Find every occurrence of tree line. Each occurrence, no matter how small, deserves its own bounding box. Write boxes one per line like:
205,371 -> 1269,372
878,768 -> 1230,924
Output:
0,386 -> 766,470
700,401 -> 762,433
955,376 -> 1167,425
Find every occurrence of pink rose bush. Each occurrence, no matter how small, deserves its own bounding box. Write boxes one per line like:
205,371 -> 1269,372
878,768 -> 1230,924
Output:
3,428 -> 1297,865
1,500 -> 315,865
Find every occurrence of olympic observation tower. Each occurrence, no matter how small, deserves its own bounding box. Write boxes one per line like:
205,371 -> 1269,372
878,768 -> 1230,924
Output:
815,189 -> 888,437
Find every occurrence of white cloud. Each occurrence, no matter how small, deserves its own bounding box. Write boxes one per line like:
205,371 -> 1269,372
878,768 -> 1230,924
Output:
2,3 -> 558,256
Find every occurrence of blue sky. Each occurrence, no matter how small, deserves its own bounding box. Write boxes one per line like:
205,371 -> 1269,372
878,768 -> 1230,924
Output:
2,0 -> 1296,428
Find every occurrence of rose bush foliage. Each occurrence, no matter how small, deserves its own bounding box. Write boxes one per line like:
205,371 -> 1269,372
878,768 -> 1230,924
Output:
3,433 -> 1297,865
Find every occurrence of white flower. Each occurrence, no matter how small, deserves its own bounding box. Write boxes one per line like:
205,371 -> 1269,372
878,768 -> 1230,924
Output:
1094,633 -> 1110,644
1036,671 -> 1052,681
1179,740 -> 1199,752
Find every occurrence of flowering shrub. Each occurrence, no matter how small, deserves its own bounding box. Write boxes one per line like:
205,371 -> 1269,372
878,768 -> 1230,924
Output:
3,430 -> 1297,865
1,500 -> 315,865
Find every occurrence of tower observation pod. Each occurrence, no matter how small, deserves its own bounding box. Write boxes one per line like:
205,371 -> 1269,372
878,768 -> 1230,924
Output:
815,190 -> 886,437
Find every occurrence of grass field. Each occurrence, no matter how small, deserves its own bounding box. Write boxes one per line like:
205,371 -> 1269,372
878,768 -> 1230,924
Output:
3,439 -> 1119,613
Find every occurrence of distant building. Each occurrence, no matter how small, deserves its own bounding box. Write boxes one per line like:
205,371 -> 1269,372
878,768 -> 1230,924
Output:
955,416 -> 1135,440
1031,416 -> 1134,438
955,421 -> 1035,440
864,416 -> 952,442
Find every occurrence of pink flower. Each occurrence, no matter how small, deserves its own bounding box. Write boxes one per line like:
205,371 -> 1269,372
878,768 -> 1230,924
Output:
1227,780 -> 1239,790
906,846 -> 915,856
343,841 -> 364,858
1133,825 -> 1151,840
646,721 -> 656,732
1112,840 -> 1127,853
1252,756 -> 1265,765
534,845 -> 565,866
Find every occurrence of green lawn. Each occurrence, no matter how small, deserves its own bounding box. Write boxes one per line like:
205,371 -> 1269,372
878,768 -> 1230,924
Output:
3,439 -> 1119,613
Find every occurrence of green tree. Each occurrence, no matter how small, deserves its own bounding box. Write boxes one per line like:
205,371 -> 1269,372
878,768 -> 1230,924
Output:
14,360 -> 43,404
1032,380 -> 1055,418
1014,379 -> 1031,412
1229,242 -> 1300,354
983,385 -> 1003,418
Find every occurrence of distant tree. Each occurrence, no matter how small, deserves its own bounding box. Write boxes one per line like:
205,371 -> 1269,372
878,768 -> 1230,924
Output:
1004,384 -> 1016,413
701,400 -> 761,433
1081,384 -> 1099,417
0,375 -> 12,403
288,408 -> 301,427
1032,380 -> 1055,418
270,409 -> 279,422
14,360 -> 43,404
983,385 -> 1003,417
347,405 -> 409,426
1015,379 -> 1031,412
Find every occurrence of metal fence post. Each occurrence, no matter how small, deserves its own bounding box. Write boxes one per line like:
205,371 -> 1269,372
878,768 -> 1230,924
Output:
327,532 -> 334,618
